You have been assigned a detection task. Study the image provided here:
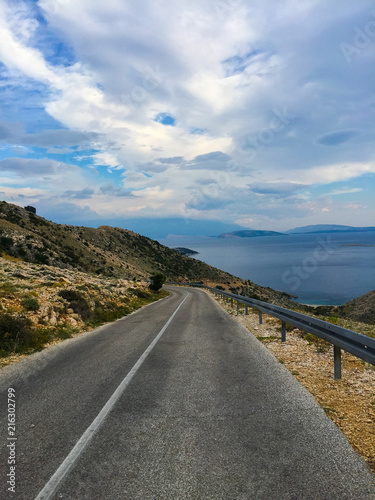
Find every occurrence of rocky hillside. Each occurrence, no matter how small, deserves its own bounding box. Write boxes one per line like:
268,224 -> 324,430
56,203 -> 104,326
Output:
0,256 -> 168,361
0,201 -> 233,282
0,201 -> 373,330
338,290 -> 375,325
0,202 -> 312,314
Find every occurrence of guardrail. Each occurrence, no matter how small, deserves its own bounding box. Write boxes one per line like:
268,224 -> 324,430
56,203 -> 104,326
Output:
166,282 -> 375,379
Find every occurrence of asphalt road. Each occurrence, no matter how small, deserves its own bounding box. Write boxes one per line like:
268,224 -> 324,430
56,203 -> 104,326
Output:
0,286 -> 374,499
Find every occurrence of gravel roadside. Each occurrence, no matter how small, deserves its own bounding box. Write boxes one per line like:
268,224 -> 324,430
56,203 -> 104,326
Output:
208,291 -> 375,473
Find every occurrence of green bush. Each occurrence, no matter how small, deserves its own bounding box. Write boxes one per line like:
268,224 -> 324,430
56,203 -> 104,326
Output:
134,289 -> 151,299
58,289 -> 83,302
0,236 -> 13,251
0,282 -> 18,297
88,302 -> 131,326
22,296 -> 40,311
149,273 -> 166,291
58,289 -> 91,319
35,252 -> 49,265
128,288 -> 150,299
0,314 -> 33,352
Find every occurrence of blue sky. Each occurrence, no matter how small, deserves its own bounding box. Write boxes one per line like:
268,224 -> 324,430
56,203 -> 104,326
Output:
0,0 -> 374,237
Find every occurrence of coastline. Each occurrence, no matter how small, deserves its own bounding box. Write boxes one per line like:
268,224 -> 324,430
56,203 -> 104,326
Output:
161,231 -> 375,305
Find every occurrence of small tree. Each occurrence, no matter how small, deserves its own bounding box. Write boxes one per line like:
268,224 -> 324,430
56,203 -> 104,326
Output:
149,273 -> 166,291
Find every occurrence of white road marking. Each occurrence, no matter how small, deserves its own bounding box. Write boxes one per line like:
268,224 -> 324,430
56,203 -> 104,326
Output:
34,292 -> 189,500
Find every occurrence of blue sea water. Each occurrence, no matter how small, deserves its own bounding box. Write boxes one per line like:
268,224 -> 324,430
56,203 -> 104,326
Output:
160,231 -> 375,305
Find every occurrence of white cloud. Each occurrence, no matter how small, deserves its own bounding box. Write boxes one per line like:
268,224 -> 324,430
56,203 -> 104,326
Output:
296,162 -> 375,185
326,188 -> 362,196
0,0 -> 373,229
0,186 -> 44,198
0,157 -> 77,175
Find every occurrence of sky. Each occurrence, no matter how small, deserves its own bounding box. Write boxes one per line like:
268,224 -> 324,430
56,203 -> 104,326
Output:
0,0 -> 374,237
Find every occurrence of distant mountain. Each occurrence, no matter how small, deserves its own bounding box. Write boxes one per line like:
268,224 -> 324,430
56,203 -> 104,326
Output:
287,224 -> 375,234
63,217 -> 246,239
217,230 -> 285,238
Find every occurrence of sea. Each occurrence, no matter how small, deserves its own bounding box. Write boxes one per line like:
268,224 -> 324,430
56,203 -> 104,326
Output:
160,231 -> 375,306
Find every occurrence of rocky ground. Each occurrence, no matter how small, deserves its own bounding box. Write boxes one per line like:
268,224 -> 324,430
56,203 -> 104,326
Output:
0,256 -> 166,365
208,291 -> 375,473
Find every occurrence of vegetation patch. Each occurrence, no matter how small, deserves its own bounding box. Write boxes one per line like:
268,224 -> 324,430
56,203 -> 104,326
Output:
0,314 -> 33,355
58,289 -> 91,319
0,260 -> 169,360
256,335 -> 278,342
21,296 -> 40,311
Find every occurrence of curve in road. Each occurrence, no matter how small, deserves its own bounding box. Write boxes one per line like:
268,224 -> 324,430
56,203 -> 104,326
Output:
0,286 -> 374,499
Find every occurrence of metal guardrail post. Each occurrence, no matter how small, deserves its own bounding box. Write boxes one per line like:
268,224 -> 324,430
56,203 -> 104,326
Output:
245,305 -> 248,315
334,345 -> 342,380
231,298 -> 233,308
237,300 -> 240,312
281,321 -> 286,342
259,311 -> 263,325
166,282 -> 375,379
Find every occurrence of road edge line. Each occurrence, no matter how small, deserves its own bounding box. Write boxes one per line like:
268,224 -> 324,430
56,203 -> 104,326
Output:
34,292 -> 189,500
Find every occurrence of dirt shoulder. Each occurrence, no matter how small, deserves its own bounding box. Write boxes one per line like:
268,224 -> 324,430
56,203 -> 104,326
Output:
208,291 -> 375,473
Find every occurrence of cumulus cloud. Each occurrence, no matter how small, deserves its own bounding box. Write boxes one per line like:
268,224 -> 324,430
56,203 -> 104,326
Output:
64,187 -> 95,199
0,0 -> 373,229
184,151 -> 233,170
99,183 -> 133,197
0,157 -> 76,175
21,129 -> 98,148
156,156 -> 184,165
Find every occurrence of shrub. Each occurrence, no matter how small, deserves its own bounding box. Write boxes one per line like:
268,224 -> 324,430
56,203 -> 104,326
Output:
0,282 -> 18,297
35,252 -> 49,265
58,289 -> 91,319
0,314 -> 33,351
134,289 -> 151,299
127,288 -> 150,298
0,236 -> 13,251
149,273 -> 166,291
22,296 -> 40,311
88,302 -> 131,326
58,289 -> 82,302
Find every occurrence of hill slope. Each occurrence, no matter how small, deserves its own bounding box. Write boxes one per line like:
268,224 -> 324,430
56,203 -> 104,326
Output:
0,202 -> 373,325
0,201 -> 233,282
339,290 -> 375,325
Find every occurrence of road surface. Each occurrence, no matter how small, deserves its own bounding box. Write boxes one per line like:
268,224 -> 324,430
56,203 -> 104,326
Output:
1,286 -> 374,499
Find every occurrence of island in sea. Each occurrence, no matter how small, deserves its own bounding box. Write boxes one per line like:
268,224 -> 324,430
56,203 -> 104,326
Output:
217,230 -> 285,238
173,247 -> 199,255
